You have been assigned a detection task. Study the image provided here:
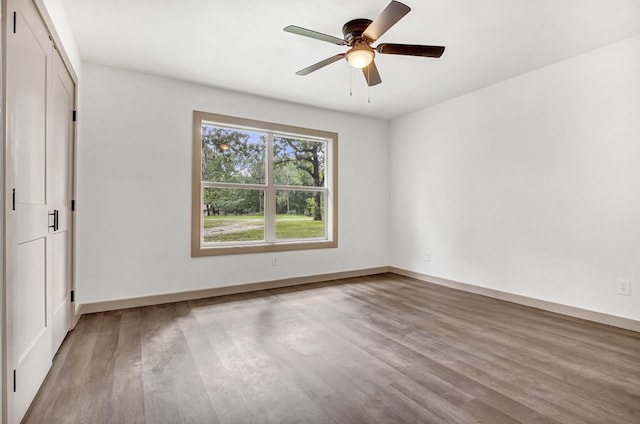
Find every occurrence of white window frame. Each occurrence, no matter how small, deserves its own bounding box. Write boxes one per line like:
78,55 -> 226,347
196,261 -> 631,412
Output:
192,111 -> 338,256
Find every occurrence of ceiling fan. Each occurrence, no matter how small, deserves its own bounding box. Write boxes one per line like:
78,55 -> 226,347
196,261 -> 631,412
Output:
284,1 -> 445,86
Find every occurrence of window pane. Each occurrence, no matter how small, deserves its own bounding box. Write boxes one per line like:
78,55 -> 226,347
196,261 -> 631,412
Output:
275,190 -> 325,239
201,124 -> 265,184
273,136 -> 325,187
203,188 -> 264,243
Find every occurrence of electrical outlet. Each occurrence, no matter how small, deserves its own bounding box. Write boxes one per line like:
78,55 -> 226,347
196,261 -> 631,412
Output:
271,256 -> 279,267
617,279 -> 631,296
426,251 -> 431,262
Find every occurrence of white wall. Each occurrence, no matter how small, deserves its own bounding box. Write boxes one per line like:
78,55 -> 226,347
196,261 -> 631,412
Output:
390,35 -> 640,321
76,63 -> 389,304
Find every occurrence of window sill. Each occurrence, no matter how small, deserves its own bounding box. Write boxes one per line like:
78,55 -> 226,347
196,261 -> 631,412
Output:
191,239 -> 338,257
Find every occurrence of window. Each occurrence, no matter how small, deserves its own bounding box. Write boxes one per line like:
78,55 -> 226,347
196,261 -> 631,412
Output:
192,111 -> 338,256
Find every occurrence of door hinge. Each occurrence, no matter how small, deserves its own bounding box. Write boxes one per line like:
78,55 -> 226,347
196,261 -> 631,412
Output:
13,370 -> 16,392
70,290 -> 75,302
12,188 -> 16,210
72,110 -> 77,122
13,11 -> 17,33
71,199 -> 75,211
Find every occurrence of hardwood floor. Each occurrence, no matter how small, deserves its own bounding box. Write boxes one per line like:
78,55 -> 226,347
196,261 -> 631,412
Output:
24,273 -> 640,423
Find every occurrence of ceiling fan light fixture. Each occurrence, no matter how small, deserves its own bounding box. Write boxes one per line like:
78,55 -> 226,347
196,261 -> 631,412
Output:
346,45 -> 374,69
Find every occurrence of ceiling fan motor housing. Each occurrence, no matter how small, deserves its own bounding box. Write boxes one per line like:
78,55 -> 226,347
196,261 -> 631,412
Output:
342,19 -> 373,45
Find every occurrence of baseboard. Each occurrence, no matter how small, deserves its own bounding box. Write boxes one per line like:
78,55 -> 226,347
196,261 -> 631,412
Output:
75,265 -> 640,333
389,267 -> 640,333
72,304 -> 82,328
76,266 -> 390,315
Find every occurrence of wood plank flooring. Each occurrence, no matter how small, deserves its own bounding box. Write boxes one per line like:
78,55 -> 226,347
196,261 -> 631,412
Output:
24,273 -> 640,423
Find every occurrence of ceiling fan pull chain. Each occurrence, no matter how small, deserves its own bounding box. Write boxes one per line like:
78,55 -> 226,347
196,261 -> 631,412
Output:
349,66 -> 353,96
367,66 -> 371,104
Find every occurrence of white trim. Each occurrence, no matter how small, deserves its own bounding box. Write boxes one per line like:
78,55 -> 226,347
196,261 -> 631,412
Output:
32,0 -> 78,83
389,267 -> 640,333
0,3 -> 5,421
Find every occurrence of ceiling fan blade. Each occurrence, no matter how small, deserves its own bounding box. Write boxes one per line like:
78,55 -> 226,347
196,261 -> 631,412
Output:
376,43 -> 445,58
296,54 -> 346,76
363,1 -> 411,42
284,25 -> 347,46
362,60 -> 382,86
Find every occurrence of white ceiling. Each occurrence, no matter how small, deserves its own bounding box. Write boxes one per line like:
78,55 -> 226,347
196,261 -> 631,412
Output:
60,0 -> 640,119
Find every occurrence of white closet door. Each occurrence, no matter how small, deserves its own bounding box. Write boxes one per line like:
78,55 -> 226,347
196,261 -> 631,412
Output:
7,0 -> 53,420
49,48 -> 74,354
6,0 -> 75,422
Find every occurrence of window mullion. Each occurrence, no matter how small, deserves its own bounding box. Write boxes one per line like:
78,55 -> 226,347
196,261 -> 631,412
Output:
202,181 -> 267,190
272,184 -> 326,192
264,132 -> 276,242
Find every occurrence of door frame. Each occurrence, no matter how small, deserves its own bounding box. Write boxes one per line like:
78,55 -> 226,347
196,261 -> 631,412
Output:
2,1 -> 79,422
